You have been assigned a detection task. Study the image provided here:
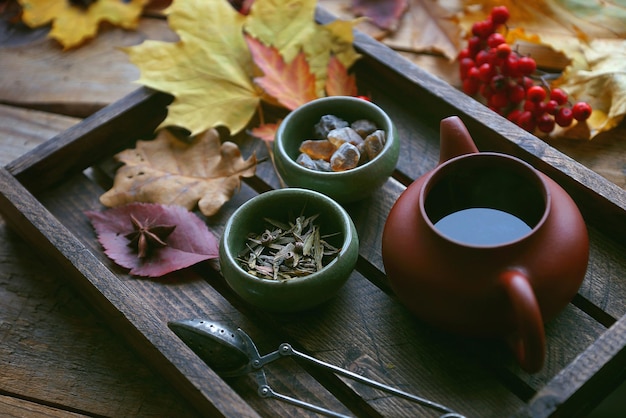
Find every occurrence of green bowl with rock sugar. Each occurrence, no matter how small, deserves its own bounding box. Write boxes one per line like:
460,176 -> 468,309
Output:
274,96 -> 399,203
219,188 -> 359,312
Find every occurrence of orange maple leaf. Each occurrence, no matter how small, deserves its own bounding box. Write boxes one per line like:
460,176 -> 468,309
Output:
249,121 -> 282,143
245,34 -> 318,111
325,55 -> 358,96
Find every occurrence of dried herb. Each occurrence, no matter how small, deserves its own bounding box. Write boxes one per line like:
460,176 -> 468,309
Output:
238,213 -> 341,281
125,213 -> 176,259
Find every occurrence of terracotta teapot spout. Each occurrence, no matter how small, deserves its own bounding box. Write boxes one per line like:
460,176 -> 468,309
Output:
439,116 -> 479,164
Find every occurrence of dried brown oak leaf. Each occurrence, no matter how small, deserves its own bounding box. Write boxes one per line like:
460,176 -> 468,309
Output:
100,129 -> 256,217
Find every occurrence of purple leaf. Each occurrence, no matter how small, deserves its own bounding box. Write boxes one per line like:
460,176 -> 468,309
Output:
351,0 -> 409,31
86,203 -> 219,277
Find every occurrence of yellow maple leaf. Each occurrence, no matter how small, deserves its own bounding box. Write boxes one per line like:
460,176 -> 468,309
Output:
18,0 -> 148,49
100,129 -> 257,217
125,0 -> 361,136
456,0 -> 626,42
125,0 -> 261,136
554,39 -> 626,136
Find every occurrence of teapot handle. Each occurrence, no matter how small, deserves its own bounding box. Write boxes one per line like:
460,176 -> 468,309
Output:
499,270 -> 545,373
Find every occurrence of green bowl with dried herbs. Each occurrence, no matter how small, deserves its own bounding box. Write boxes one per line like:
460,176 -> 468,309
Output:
274,96 -> 399,203
219,188 -> 359,312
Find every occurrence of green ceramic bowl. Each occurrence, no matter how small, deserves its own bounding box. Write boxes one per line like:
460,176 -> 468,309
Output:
219,188 -> 359,312
274,96 -> 399,203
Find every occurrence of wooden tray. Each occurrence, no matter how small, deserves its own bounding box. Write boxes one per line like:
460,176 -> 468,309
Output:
2,9 -> 626,418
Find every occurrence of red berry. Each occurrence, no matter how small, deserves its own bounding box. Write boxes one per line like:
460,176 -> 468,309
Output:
517,56 -> 537,75
523,100 -> 536,112
490,74 -> 506,91
480,83 -> 493,99
550,88 -> 568,105
517,111 -> 536,132
478,62 -> 494,82
508,84 -> 525,103
532,101 -> 547,117
495,43 -> 512,59
502,55 -> 520,77
572,102 -> 592,121
507,109 -> 522,123
458,48 -> 471,60
475,50 -> 490,66
467,36 -> 482,56
521,77 -> 534,91
462,78 -> 479,95
527,85 -> 547,103
489,90 -> 509,109
555,107 -> 574,127
545,100 -> 559,115
459,57 -> 475,80
467,66 -> 480,80
487,33 -> 506,48
472,18 -> 494,39
490,6 -> 510,25
537,114 -> 555,133
355,95 -> 371,101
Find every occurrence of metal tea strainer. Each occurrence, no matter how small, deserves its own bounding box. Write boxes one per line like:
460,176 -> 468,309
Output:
168,319 -> 465,418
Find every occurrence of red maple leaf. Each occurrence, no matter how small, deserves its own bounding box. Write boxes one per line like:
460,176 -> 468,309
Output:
86,203 -> 219,277
246,34 -> 318,110
325,55 -> 358,97
249,121 -> 282,143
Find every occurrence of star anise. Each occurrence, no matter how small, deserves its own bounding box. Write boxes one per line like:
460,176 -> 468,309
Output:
125,214 -> 176,259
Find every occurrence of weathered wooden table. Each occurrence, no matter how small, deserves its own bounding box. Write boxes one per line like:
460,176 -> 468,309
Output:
2,6 -> 626,418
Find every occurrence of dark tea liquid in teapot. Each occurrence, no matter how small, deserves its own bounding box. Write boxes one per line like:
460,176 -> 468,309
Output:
434,207 -> 532,245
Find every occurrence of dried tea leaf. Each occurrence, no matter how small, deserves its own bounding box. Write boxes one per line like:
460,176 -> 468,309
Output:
86,203 -> 219,277
100,129 -> 256,217
18,0 -> 149,49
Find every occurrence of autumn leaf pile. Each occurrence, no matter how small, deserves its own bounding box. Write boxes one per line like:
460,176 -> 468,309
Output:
125,0 -> 360,137
323,0 -> 626,140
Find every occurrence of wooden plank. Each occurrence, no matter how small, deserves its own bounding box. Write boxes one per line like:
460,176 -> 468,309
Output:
514,315 -> 626,417
0,17 -> 176,118
0,7 -> 622,418
0,168 -> 261,418
5,87 -> 172,192
0,394 -> 86,418
0,104 -> 79,165
0,218 -> 199,417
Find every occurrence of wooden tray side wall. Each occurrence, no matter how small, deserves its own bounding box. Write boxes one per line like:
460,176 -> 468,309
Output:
1,9 -> 625,418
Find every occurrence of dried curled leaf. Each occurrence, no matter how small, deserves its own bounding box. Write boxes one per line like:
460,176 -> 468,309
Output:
86,203 -> 219,277
100,129 -> 256,217
554,39 -> 626,136
18,0 -> 149,49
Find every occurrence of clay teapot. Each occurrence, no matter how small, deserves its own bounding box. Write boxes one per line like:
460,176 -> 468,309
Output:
382,116 -> 589,373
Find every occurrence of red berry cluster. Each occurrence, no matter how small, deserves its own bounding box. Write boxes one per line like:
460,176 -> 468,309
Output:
458,6 -> 592,134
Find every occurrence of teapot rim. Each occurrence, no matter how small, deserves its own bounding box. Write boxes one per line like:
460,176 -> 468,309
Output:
419,152 -> 551,248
